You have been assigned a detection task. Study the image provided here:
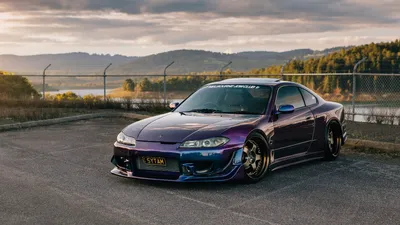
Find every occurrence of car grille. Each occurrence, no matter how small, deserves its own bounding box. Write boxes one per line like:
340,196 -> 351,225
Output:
136,157 -> 180,172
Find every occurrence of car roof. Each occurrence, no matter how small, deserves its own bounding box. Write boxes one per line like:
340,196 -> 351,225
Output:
208,78 -> 294,86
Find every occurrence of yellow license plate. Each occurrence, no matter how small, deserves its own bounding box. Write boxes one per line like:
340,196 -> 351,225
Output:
141,156 -> 167,166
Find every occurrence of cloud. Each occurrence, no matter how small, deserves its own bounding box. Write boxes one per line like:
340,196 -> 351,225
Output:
1,0 -> 399,23
0,0 -> 399,56
0,11 -> 345,46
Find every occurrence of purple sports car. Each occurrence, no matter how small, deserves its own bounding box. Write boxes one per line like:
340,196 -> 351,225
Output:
111,78 -> 347,183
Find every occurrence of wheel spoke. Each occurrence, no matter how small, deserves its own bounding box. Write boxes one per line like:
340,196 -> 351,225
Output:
328,130 -> 333,144
255,154 -> 261,161
250,144 -> 257,153
243,146 -> 249,154
251,162 -> 258,172
243,160 -> 251,169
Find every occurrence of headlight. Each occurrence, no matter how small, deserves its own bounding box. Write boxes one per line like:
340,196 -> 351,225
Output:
180,137 -> 229,148
117,132 -> 136,146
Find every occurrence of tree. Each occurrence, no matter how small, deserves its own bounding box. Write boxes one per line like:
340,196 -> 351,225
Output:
123,79 -> 135,92
53,91 -> 80,101
139,78 -> 152,91
0,73 -> 39,99
248,39 -> 400,94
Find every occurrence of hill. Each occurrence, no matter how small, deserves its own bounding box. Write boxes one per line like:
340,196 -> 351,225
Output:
0,53 -> 138,75
0,48 -> 346,75
108,48 -> 340,75
119,40 -> 400,98
254,40 -> 400,74
252,40 -> 400,94
0,47 -> 348,90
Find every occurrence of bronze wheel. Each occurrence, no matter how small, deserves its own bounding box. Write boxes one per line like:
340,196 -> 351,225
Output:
243,133 -> 270,182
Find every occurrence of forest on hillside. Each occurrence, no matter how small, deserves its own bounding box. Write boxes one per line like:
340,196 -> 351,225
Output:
252,40 -> 400,94
125,40 -> 400,96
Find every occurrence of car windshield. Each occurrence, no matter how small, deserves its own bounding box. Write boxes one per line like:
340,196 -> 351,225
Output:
176,84 -> 272,115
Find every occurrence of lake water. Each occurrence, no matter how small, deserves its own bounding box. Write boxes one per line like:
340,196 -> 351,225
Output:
48,89 -> 113,96
345,106 -> 400,125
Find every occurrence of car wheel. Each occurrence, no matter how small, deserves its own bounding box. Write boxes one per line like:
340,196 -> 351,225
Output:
242,133 -> 270,183
324,122 -> 342,161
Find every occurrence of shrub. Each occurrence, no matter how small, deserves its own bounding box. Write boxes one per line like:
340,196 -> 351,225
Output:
123,79 -> 135,92
135,99 -> 169,113
54,91 -> 80,101
0,75 -> 40,99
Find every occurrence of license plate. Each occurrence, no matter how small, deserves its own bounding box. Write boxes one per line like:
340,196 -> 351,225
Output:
141,156 -> 167,166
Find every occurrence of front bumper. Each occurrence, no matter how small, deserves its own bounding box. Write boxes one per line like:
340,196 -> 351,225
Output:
110,141 -> 245,182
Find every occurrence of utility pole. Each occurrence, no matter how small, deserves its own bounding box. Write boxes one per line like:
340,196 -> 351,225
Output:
219,61 -> 232,80
42,64 -> 51,100
164,61 -> 175,105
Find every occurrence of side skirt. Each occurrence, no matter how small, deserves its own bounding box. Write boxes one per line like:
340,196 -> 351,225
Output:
269,151 -> 324,171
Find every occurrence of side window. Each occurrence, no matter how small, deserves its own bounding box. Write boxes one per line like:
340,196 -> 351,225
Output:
300,88 -> 317,106
276,86 -> 305,109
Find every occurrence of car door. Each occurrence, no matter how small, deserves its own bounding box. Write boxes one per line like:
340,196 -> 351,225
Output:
298,87 -> 320,153
271,86 -> 315,159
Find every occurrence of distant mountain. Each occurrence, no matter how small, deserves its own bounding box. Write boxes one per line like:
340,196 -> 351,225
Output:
0,52 -> 138,75
109,48 -> 342,75
0,47 -> 346,75
304,46 -> 353,59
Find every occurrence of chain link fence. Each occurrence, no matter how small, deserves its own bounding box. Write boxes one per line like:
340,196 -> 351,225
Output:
9,72 -> 400,125
354,74 -> 400,125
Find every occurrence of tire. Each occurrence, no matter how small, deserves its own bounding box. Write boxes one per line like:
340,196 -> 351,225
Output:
324,121 -> 342,161
242,132 -> 270,183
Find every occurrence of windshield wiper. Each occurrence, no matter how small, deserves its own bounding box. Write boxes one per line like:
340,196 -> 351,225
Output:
185,108 -> 223,113
221,111 -> 260,115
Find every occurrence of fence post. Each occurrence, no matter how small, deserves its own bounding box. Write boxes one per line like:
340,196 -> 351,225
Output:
352,57 -> 367,121
219,61 -> 232,80
280,62 -> 287,81
164,61 -> 175,105
103,63 -> 112,101
280,60 -> 292,80
42,64 -> 51,100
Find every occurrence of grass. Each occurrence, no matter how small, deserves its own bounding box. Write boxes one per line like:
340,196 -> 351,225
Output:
0,108 -> 90,125
0,96 -> 169,124
347,121 -> 400,143
109,88 -> 192,100
343,146 -> 400,158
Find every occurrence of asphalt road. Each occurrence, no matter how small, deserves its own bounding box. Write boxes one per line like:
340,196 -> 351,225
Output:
1,118 -> 399,225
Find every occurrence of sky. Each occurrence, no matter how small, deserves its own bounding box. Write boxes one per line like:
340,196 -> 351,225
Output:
0,0 -> 399,56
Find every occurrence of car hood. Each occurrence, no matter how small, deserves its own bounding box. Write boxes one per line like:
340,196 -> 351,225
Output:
122,112 -> 260,143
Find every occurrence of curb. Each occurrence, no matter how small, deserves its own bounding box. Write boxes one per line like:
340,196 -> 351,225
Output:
0,113 -> 111,132
344,139 -> 400,153
1,113 -> 399,153
118,112 -> 151,120
0,112 -> 150,132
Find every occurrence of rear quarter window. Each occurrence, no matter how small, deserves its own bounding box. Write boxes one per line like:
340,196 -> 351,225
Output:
300,88 -> 318,106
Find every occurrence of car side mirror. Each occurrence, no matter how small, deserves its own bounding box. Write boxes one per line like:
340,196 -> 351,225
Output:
278,105 -> 295,114
169,102 -> 180,110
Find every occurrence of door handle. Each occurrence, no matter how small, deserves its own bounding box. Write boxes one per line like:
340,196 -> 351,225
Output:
306,116 -> 312,120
